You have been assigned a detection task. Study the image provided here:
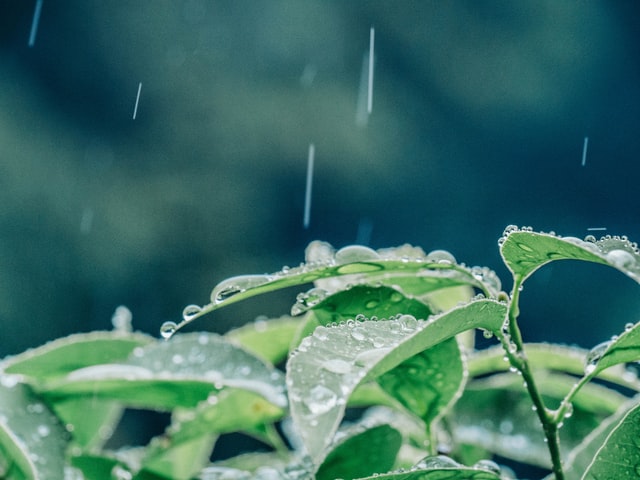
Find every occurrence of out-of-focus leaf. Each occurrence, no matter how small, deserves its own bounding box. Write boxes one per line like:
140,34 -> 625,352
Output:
451,372 -> 624,468
2,331 -> 154,381
225,316 -> 299,364
316,423 -> 402,480
500,228 -> 640,283
286,299 -> 506,463
41,333 -> 287,411
0,381 -> 68,479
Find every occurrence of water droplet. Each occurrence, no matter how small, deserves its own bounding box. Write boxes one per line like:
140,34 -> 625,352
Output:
160,321 -> 177,339
37,425 -> 50,437
0,375 -> 18,388
305,385 -> 337,414
322,358 -> 352,374
211,275 -> 270,303
425,249 -> 457,265
182,304 -> 202,322
111,305 -> 132,332
625,322 -> 635,332
305,240 -> 336,264
606,249 -> 636,269
110,465 -> 133,480
416,455 -> 460,469
584,234 -> 597,243
481,329 -> 494,339
365,299 -> 379,309
585,340 -> 612,374
563,402 -> 574,419
335,245 -> 381,264
473,459 -> 501,474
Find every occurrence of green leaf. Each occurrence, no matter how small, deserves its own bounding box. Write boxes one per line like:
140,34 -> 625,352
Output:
451,372 -> 623,468
584,320 -> 640,379
581,400 -> 640,479
378,337 -> 464,426
0,381 -> 68,479
499,227 -> 640,283
225,316 -> 300,364
2,331 -> 154,381
174,242 -> 501,333
41,333 -> 287,411
563,399 -> 637,480
141,434 -> 216,480
316,423 -> 402,480
286,299 -> 507,463
50,397 -> 122,450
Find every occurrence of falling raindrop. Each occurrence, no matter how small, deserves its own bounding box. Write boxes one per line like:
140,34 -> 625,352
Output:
132,82 -> 142,120
28,0 -> 43,47
160,321 -> 177,339
303,143 -> 315,229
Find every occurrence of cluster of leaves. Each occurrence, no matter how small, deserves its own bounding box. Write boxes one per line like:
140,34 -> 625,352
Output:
1,226 -> 640,479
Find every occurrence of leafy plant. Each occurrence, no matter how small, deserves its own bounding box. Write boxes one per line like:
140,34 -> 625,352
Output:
1,226 -> 640,479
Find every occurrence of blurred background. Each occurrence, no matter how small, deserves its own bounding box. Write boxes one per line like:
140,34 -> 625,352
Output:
1,0 -> 640,357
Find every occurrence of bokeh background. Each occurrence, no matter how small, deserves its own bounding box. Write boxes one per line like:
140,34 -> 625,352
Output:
2,1 -> 640,359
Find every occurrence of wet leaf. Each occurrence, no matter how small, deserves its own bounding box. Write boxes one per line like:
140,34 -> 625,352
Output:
354,465 -> 500,479
2,331 -> 154,381
177,242 -> 501,333
584,320 -> 640,379
286,299 -> 506,463
316,423 -> 402,480
41,333 -> 287,411
581,400 -> 640,479
500,228 -> 640,283
0,381 -> 68,479
378,337 -> 464,426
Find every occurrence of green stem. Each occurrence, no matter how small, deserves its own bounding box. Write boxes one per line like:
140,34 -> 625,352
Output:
503,277 -> 565,480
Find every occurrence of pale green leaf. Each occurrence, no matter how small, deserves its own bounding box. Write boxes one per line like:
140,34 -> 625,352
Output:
585,320 -> 640,379
2,331 -> 154,381
581,400 -> 640,479
500,228 -> 640,283
0,381 -> 68,479
226,316 -> 300,364
41,333 -> 287,411
286,299 -> 507,463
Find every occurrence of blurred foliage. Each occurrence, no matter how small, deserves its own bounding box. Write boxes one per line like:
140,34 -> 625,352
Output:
1,1 -> 640,355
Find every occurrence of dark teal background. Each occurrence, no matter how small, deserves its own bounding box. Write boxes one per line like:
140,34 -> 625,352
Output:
1,1 -> 640,358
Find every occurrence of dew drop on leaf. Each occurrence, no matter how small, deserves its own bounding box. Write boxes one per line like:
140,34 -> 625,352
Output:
182,304 -> 202,322
625,322 -> 635,332
416,455 -> 461,469
473,459 -> 502,474
426,249 -> 457,264
584,340 -> 612,374
111,305 -> 132,332
334,245 -> 381,264
160,321 -> 177,339
605,249 -> 636,269
305,385 -> 337,414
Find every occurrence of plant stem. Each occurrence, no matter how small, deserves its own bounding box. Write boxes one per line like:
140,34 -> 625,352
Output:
503,278 -> 565,480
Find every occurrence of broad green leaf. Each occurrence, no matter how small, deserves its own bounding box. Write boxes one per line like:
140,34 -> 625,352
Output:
316,423 -> 402,480
500,227 -> 640,283
41,333 -> 287,411
286,299 -> 507,463
378,337 -> 464,426
581,400 -> 640,479
468,344 -> 640,393
172,242 -> 501,334
2,331 -> 154,381
584,320 -> 640,379
225,316 -> 300,364
292,284 -> 433,356
0,381 -> 68,479
50,397 -> 122,450
563,398 -> 638,480
141,434 -> 215,480
451,372 -> 623,468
